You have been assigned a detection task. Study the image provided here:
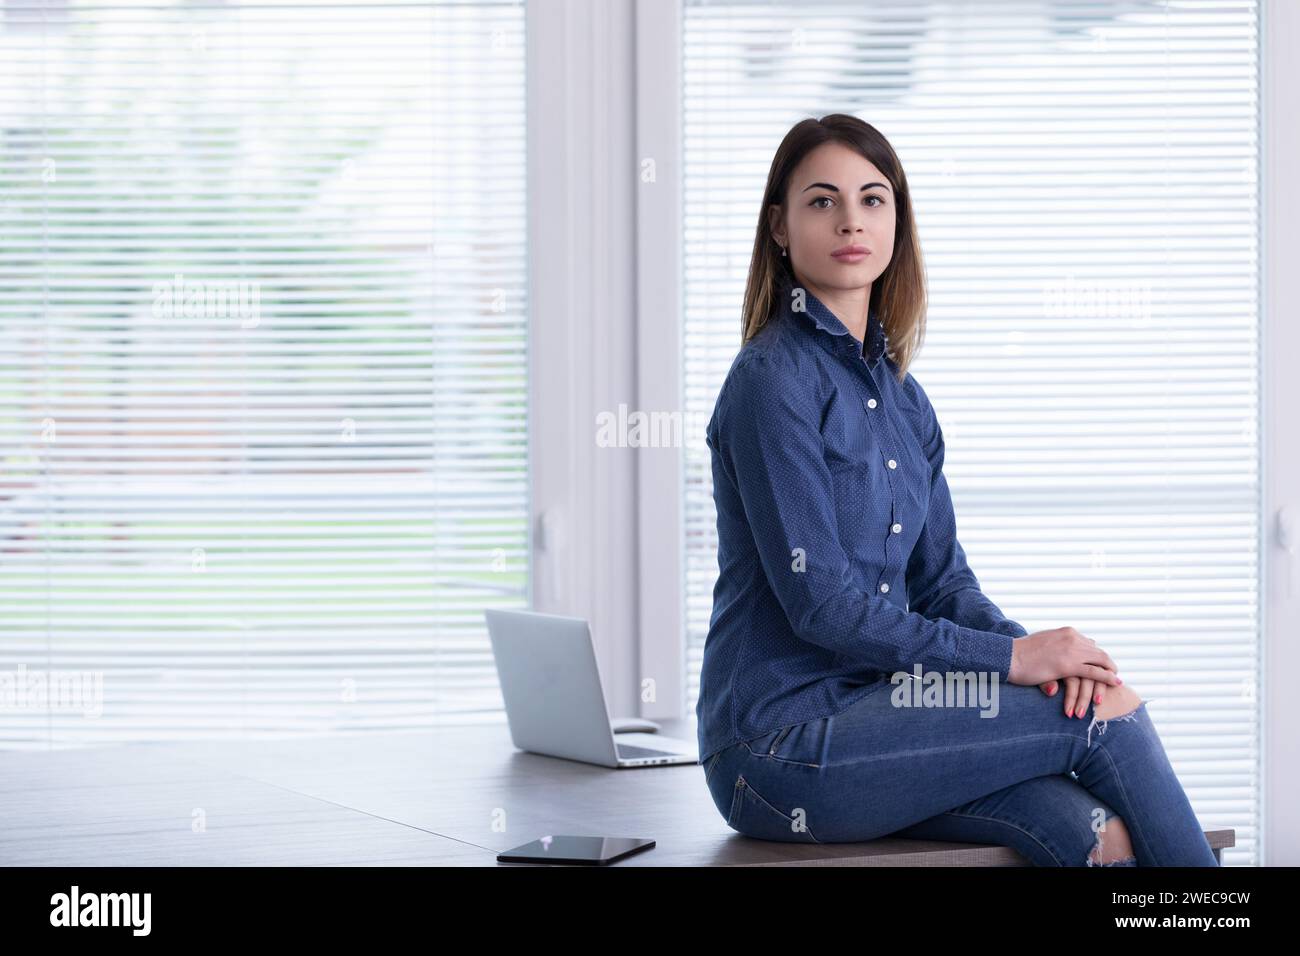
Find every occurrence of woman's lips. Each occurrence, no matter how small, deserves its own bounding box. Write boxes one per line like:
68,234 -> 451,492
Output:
831,251 -> 868,263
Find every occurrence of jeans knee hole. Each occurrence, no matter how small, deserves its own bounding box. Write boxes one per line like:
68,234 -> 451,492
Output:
1087,821 -> 1136,866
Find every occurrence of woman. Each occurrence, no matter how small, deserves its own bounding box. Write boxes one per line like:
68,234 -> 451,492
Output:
695,114 -> 1218,867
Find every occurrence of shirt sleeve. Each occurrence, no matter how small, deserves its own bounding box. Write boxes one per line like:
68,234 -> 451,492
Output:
714,352 -> 1016,680
902,372 -> 1029,640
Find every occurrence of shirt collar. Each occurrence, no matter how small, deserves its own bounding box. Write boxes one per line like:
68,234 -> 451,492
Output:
780,278 -> 888,368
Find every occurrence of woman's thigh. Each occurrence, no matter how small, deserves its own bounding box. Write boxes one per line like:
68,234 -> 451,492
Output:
718,675 -> 1146,844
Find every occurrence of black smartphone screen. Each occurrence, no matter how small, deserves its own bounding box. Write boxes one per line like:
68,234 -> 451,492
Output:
496,835 -> 655,865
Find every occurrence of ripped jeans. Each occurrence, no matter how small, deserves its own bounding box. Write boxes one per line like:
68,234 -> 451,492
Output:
701,674 -> 1219,866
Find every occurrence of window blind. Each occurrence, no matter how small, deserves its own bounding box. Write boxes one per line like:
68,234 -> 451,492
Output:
0,0 -> 529,747
683,0 -> 1259,865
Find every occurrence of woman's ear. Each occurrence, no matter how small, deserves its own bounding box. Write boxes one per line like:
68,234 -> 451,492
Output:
766,203 -> 785,247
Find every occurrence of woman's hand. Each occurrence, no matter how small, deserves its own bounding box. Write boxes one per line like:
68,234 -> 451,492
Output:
1009,626 -> 1122,689
1039,676 -> 1107,718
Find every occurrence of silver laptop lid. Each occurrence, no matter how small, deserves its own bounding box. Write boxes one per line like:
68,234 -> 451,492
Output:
483,608 -> 620,766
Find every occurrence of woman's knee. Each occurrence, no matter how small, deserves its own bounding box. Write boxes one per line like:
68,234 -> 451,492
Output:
1094,683 -> 1142,721
1088,814 -> 1136,865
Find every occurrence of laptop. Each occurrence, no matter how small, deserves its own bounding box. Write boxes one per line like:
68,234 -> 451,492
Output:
483,608 -> 699,768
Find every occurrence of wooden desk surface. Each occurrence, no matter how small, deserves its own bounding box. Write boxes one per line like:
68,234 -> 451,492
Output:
0,721 -> 1234,867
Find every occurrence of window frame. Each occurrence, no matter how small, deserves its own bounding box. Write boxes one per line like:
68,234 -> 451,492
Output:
1258,0 -> 1299,868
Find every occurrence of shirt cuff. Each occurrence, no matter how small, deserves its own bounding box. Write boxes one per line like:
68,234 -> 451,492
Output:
953,626 -> 1016,682
991,618 -> 1030,639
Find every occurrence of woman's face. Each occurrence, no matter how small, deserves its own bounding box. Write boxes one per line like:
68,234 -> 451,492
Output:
770,142 -> 896,296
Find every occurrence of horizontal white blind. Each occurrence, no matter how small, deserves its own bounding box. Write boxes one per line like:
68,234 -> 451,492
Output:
0,0 -> 528,746
683,0 -> 1258,865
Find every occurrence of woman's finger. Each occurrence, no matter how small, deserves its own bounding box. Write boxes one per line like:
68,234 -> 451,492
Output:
1076,678 -> 1095,719
1082,664 -> 1123,685
1084,646 -> 1120,676
1063,676 -> 1081,718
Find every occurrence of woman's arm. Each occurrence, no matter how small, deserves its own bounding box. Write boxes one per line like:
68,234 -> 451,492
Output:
714,350 -> 1016,679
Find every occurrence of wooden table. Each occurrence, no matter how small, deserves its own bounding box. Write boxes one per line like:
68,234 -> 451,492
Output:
0,719 -> 1234,866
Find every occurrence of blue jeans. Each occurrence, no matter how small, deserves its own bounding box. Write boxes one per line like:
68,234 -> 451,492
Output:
702,675 -> 1218,866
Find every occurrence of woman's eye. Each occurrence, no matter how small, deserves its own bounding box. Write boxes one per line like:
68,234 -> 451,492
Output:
811,195 -> 884,208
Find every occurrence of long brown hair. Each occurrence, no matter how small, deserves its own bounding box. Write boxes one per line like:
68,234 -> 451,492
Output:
741,113 -> 926,383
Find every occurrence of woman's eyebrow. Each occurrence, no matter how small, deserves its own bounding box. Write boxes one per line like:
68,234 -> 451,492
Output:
801,181 -> 891,193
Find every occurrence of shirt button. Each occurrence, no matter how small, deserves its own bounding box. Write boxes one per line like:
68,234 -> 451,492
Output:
867,398 -> 878,409
887,459 -> 897,469
879,582 -> 890,593
891,523 -> 902,533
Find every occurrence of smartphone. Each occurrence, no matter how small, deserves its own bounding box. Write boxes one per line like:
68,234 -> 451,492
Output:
496,835 -> 655,865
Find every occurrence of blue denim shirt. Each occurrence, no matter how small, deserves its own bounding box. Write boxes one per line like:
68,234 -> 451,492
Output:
695,278 -> 1028,763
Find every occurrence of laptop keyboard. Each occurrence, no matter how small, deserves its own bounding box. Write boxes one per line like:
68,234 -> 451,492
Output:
617,743 -> 674,759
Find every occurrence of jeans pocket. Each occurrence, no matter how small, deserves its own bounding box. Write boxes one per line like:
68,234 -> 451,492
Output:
727,774 -> 820,843
764,715 -> 831,768
702,749 -> 724,785
704,743 -> 743,822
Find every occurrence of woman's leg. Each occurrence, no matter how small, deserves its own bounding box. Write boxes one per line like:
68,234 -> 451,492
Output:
706,675 -> 1217,866
890,773 -> 1137,866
